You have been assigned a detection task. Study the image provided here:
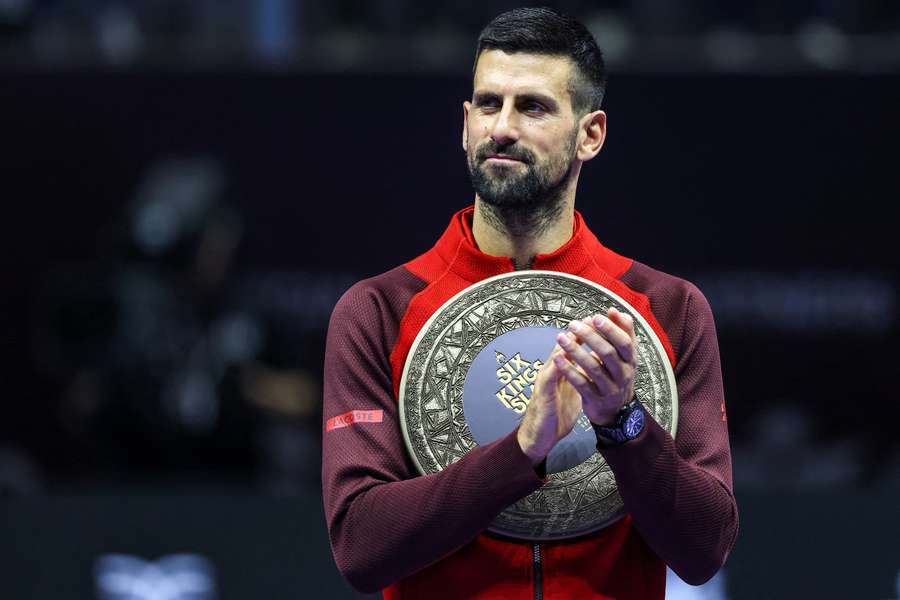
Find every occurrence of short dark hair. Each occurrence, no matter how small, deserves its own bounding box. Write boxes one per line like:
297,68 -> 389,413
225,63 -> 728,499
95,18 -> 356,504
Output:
473,7 -> 607,115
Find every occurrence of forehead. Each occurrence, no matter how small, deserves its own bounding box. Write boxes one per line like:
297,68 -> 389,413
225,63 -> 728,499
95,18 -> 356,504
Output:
473,50 -> 575,104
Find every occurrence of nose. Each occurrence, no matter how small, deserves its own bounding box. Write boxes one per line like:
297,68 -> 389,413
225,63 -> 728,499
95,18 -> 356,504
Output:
490,103 -> 520,146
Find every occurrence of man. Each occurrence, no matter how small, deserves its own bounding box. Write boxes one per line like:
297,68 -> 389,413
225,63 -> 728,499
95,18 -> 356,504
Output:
322,7 -> 738,599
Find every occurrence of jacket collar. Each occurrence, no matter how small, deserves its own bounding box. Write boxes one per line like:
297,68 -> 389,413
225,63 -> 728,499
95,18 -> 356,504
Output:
432,205 -> 631,283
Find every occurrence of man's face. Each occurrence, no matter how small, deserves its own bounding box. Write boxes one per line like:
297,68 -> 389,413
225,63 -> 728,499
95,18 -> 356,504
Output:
464,50 -> 581,210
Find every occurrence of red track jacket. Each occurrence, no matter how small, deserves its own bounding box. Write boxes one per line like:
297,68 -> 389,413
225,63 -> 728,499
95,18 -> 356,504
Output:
322,207 -> 738,599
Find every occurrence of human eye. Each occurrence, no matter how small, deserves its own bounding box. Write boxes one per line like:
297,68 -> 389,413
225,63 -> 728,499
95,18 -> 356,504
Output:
521,100 -> 547,115
475,94 -> 501,111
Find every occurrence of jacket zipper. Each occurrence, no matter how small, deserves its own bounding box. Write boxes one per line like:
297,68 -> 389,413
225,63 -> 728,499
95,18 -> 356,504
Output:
532,543 -> 543,600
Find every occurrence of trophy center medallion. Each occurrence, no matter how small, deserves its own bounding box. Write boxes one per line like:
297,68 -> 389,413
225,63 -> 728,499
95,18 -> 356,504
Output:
462,326 -> 597,474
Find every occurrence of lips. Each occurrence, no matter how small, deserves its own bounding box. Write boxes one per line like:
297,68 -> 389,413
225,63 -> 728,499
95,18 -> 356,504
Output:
485,154 -> 525,163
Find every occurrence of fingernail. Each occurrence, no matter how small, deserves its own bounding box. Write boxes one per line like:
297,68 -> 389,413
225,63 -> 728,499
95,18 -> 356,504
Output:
593,315 -> 605,327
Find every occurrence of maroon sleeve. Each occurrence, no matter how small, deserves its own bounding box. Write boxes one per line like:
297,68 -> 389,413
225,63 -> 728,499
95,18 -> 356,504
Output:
602,269 -> 739,585
321,267 -> 545,594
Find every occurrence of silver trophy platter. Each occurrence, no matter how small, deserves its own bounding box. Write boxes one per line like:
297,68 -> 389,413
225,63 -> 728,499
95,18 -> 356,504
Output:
399,270 -> 678,541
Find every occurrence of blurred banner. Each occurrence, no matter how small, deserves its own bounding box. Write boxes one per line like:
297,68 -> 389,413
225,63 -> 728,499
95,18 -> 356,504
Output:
1,488 -> 898,598
1,1 -> 899,73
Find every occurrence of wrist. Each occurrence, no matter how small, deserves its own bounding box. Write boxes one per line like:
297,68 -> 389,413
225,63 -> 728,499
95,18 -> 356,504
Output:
592,396 -> 646,447
516,426 -> 548,467
588,391 -> 634,427
588,411 -> 618,427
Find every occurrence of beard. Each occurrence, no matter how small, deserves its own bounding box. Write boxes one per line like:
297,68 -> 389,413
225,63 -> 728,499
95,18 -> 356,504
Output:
466,131 -> 578,236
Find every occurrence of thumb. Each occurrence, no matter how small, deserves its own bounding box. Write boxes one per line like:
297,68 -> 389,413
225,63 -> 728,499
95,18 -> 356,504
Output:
541,352 -> 564,385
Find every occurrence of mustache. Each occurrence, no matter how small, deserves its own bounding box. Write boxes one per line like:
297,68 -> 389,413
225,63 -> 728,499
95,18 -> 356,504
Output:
475,141 -> 535,164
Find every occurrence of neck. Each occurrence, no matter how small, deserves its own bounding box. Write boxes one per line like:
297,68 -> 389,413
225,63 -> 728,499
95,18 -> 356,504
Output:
471,195 -> 576,270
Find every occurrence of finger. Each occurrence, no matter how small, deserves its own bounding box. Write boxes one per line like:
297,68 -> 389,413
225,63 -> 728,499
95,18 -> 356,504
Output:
553,353 -> 601,401
583,314 -> 638,381
607,307 -> 635,338
556,331 -> 617,395
558,327 -> 615,388
565,320 -> 627,386
537,347 -> 564,386
592,312 -> 636,365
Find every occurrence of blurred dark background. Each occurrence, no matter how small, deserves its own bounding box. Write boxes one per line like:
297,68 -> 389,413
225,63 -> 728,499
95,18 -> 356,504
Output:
1,1 -> 899,599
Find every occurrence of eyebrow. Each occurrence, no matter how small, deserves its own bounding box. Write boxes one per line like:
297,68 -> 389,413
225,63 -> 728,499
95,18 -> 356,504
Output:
473,90 -> 560,112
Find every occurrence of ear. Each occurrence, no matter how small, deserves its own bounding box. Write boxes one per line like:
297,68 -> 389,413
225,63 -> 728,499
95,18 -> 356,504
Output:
576,110 -> 606,162
462,101 -> 471,152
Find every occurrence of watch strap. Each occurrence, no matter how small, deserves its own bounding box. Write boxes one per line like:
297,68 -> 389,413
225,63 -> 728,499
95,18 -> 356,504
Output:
592,396 -> 644,447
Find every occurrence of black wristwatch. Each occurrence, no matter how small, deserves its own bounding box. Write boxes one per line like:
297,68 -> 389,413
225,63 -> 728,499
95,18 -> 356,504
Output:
592,396 -> 646,447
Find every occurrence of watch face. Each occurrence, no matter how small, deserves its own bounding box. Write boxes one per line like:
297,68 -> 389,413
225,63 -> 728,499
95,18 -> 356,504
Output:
624,408 -> 645,439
